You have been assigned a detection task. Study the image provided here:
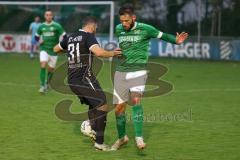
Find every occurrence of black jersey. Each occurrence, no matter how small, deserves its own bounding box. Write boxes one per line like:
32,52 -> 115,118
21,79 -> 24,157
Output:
59,30 -> 106,108
59,30 -> 98,82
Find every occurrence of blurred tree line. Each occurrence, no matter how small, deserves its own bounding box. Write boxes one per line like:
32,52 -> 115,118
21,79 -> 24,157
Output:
116,0 -> 240,37
0,0 -> 239,37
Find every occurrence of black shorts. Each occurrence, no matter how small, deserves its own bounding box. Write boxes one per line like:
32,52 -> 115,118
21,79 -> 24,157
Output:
69,76 -> 107,108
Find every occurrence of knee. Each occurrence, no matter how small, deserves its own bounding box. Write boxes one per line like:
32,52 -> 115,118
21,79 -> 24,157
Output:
40,62 -> 47,68
115,103 -> 126,115
48,67 -> 55,72
130,92 -> 142,106
96,104 -> 109,112
130,96 -> 141,105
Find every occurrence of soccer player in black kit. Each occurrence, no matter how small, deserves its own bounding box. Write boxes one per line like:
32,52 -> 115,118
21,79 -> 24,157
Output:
54,17 -> 121,151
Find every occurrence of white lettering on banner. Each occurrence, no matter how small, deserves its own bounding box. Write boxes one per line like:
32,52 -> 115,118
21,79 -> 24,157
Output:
220,41 -> 232,60
158,42 -> 210,59
1,35 -> 16,51
0,34 -> 32,53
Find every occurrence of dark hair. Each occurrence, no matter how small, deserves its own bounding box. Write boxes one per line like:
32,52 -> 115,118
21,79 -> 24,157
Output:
119,3 -> 135,15
45,9 -> 52,13
82,16 -> 97,27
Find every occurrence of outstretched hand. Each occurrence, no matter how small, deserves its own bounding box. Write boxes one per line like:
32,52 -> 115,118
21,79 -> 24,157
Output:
176,32 -> 188,44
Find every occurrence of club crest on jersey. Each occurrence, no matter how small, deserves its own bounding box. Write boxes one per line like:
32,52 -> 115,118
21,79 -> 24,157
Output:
134,30 -> 141,34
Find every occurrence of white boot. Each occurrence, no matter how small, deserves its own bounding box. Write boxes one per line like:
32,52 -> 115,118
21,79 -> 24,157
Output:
111,135 -> 129,151
135,137 -> 146,149
94,143 -> 111,151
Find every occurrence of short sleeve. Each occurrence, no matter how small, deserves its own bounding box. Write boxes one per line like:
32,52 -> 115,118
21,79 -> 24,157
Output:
57,23 -> 65,36
86,33 -> 99,50
144,24 -> 162,39
59,35 -> 68,50
115,24 -> 122,37
36,25 -> 42,36
29,23 -> 33,30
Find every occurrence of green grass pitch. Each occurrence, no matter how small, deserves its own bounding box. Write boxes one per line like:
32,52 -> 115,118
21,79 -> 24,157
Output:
0,53 -> 239,160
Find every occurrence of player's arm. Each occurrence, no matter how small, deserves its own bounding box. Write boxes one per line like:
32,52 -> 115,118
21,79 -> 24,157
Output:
159,32 -> 188,44
35,25 -> 44,44
86,33 -> 121,57
59,32 -> 66,41
175,32 -> 189,44
35,34 -> 40,41
53,44 -> 63,53
90,44 -> 121,57
146,24 -> 188,44
53,42 -> 66,54
57,23 -> 66,41
28,23 -> 32,34
35,33 -> 44,44
54,34 -> 68,54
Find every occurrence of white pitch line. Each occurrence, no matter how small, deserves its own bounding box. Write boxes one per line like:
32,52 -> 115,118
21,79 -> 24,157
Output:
0,81 -> 240,93
173,88 -> 240,93
0,82 -> 37,88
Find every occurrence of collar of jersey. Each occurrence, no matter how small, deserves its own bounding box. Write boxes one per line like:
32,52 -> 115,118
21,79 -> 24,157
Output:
130,22 -> 137,30
79,29 -> 86,32
43,21 -> 54,25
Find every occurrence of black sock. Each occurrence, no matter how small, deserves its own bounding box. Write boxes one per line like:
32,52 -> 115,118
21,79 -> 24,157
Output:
88,107 -> 97,132
95,110 -> 107,144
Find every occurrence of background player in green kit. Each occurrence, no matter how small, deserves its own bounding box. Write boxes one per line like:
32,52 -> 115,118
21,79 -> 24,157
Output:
111,4 -> 188,150
35,9 -> 65,93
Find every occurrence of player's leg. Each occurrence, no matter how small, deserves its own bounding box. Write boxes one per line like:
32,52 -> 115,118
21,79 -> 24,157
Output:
69,77 -> 110,151
94,104 -> 109,150
111,71 -> 130,150
129,91 -> 146,149
111,102 -> 129,151
129,70 -> 148,149
88,105 -> 97,133
85,91 -> 110,150
84,79 -> 110,151
46,66 -> 54,89
69,88 -> 97,140
29,40 -> 35,59
115,103 -> 127,139
39,51 -> 48,93
46,55 -> 58,90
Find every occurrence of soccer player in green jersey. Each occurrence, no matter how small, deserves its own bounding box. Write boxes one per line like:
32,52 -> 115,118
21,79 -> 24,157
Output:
111,4 -> 188,150
35,9 -> 65,93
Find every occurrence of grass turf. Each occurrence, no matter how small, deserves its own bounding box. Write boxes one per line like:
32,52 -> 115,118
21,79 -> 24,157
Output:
0,53 -> 239,160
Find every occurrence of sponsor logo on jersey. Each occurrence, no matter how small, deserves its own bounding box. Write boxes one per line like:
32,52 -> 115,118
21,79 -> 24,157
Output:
119,35 -> 142,43
43,32 -> 55,36
68,36 -> 82,43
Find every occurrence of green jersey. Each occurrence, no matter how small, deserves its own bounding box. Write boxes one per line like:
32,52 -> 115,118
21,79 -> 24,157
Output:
36,21 -> 65,56
115,22 -> 162,72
